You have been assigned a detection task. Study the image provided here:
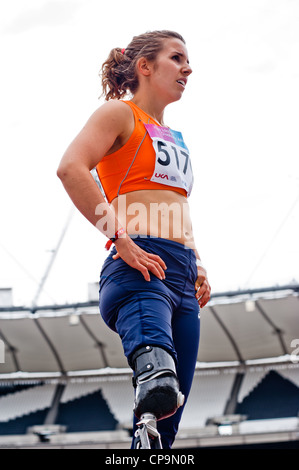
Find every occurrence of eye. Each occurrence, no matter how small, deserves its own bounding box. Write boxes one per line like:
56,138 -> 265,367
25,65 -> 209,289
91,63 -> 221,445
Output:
171,55 -> 181,62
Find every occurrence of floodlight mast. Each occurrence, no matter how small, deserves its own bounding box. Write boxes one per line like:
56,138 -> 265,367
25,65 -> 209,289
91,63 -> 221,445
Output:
31,207 -> 74,310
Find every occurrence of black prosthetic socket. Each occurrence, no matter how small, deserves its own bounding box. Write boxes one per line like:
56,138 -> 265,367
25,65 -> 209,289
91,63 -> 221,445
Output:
131,346 -> 185,421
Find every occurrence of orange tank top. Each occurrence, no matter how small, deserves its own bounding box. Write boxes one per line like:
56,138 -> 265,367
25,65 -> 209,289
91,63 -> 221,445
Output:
96,101 -> 193,203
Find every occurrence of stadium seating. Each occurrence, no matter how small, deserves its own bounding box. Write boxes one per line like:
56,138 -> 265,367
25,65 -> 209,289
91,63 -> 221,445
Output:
236,370 -> 299,420
0,366 -> 298,438
1,286 -> 298,447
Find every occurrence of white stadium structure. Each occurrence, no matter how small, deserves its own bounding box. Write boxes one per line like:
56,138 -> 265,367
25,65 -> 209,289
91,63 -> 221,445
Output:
0,283 -> 298,449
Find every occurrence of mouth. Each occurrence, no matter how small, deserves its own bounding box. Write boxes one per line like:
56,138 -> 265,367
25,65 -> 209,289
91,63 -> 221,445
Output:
176,78 -> 187,88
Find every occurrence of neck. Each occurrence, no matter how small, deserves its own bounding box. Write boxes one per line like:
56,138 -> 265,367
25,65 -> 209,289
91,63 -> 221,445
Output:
131,92 -> 166,126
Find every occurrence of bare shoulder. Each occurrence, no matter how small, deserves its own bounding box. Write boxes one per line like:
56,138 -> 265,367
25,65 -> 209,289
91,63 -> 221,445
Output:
89,99 -> 134,153
63,99 -> 135,165
97,98 -> 131,115
90,99 -> 133,131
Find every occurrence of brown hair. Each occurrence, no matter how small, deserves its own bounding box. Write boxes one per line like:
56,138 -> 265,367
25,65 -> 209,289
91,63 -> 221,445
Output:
100,30 -> 186,100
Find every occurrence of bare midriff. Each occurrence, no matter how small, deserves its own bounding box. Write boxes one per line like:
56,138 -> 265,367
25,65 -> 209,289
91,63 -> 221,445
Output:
110,189 -> 195,249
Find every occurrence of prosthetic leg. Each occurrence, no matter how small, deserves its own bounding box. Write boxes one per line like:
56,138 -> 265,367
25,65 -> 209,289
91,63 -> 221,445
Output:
131,346 -> 185,449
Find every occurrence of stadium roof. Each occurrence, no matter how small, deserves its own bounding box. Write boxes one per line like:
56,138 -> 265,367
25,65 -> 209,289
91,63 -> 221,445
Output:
0,284 -> 298,378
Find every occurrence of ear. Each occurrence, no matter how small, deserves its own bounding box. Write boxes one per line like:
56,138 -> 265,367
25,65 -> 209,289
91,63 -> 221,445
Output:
136,57 -> 151,77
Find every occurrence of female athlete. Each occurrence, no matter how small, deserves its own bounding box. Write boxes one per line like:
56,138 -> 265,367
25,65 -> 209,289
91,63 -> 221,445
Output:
57,30 -> 211,448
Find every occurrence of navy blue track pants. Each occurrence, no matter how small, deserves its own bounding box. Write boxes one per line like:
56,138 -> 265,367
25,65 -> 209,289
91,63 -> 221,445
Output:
99,236 -> 200,448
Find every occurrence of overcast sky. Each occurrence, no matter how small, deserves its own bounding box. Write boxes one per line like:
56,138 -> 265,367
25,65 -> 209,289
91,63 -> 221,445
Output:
0,0 -> 298,307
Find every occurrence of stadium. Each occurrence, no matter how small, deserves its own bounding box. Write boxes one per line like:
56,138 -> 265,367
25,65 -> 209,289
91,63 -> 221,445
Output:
1,282 -> 298,449
1,0 -> 299,454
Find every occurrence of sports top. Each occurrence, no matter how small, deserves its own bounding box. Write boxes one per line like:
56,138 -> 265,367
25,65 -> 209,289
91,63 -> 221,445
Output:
96,101 -> 193,203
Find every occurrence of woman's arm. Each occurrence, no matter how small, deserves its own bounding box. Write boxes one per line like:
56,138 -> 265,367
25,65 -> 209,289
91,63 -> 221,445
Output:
57,100 -> 166,281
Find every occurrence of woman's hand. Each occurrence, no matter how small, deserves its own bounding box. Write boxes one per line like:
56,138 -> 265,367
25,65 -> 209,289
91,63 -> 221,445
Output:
112,234 -> 167,281
195,267 -> 211,308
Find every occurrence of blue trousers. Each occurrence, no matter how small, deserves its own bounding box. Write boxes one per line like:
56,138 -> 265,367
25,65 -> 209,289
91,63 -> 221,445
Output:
99,236 -> 200,448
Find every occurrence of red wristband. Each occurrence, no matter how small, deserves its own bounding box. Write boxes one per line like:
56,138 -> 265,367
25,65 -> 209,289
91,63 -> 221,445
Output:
105,228 -> 126,250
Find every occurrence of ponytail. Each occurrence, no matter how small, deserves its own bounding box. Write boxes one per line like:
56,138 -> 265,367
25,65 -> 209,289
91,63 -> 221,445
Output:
101,47 -> 132,101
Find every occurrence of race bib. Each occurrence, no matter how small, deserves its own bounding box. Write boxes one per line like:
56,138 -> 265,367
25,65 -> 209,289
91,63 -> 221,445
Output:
145,124 -> 193,197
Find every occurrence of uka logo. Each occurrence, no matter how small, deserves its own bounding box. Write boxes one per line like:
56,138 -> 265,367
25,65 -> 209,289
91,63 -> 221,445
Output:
154,173 -> 169,179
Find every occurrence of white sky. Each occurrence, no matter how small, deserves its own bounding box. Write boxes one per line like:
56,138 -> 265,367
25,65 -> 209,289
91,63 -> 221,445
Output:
0,0 -> 298,307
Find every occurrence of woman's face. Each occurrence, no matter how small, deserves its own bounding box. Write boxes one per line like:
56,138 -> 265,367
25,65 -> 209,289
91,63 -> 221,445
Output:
150,38 -> 192,104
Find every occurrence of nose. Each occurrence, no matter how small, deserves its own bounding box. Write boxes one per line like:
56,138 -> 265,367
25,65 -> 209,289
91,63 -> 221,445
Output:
183,63 -> 192,76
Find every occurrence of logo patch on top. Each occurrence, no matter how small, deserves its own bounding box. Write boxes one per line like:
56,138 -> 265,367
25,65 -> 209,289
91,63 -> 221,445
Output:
145,124 -> 193,197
